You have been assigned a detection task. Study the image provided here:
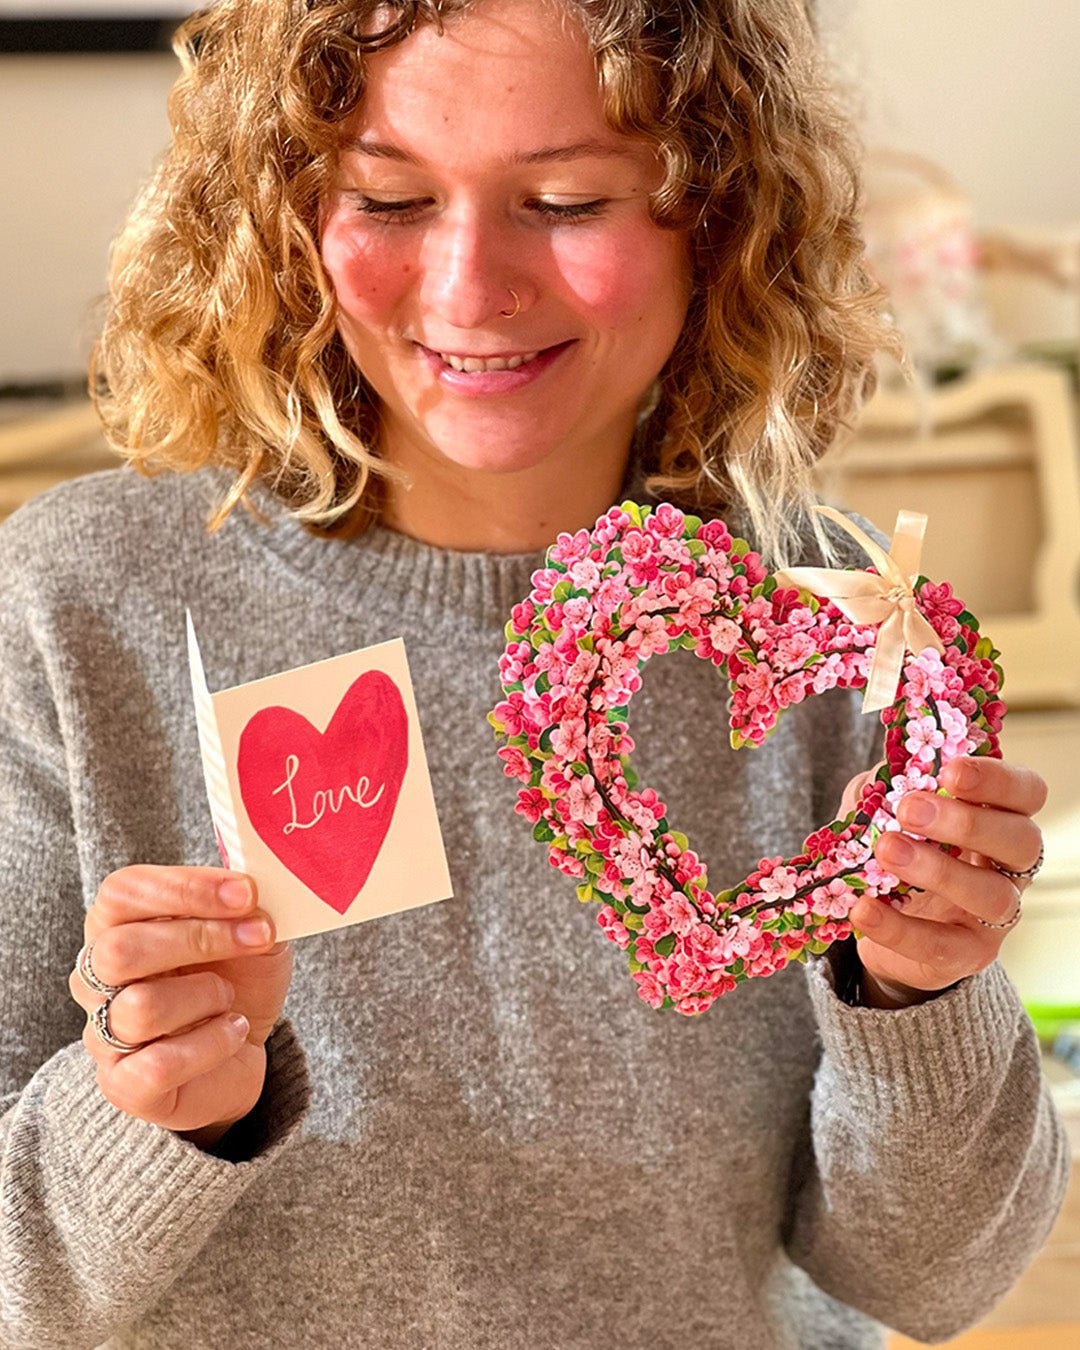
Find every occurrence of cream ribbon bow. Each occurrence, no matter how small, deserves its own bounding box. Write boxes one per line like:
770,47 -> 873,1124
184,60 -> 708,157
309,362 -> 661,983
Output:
774,506 -> 945,714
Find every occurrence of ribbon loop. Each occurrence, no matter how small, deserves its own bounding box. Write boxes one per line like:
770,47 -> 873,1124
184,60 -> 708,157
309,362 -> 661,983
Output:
774,507 -> 945,714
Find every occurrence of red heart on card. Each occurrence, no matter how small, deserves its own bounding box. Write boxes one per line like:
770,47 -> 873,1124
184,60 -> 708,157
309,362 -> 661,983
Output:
237,671 -> 409,913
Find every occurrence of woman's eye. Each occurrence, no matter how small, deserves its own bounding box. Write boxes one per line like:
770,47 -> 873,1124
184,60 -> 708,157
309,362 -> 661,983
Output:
349,194 -> 430,222
528,198 -> 609,222
346,194 -> 610,224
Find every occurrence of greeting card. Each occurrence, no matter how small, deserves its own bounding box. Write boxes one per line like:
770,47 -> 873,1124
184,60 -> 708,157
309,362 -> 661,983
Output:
188,617 -> 452,941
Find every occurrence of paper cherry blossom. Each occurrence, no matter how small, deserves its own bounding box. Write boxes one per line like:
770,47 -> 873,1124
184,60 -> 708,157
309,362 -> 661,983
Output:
489,501 -> 1006,1015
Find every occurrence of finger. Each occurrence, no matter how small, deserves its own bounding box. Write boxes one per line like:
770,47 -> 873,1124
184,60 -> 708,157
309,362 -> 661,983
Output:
849,897 -> 995,991
75,970 -> 236,1042
875,833 -> 1023,927
86,912 -> 277,988
89,1010 -> 251,1121
938,756 -> 1048,817
894,791 -> 1043,876
86,866 -> 257,941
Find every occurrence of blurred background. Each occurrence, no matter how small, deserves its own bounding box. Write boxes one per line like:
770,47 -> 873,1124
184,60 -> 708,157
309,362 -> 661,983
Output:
1,4 -> 1078,1345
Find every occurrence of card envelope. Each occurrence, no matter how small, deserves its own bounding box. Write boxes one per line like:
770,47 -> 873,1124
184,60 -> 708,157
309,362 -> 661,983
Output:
187,615 -> 452,941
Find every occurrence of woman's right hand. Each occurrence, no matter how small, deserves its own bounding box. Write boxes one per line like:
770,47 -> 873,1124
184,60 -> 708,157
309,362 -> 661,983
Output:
68,865 -> 293,1148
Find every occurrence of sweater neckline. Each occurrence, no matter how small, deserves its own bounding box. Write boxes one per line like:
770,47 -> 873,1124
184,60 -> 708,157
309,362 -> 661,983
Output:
215,453 -> 656,629
236,501 -> 547,628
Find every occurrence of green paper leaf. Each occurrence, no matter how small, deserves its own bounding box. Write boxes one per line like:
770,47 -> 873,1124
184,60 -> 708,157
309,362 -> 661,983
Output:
654,933 -> 676,957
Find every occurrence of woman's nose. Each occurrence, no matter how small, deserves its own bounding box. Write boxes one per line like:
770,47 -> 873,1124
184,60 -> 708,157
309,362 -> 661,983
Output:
419,208 -> 529,331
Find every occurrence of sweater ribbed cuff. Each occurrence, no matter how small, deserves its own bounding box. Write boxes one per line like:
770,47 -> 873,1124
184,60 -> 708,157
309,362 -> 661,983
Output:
805,955 -> 1026,1116
38,1018 -> 310,1251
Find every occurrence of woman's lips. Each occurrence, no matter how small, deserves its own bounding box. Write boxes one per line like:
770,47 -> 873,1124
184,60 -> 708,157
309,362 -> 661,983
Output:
416,339 -> 575,396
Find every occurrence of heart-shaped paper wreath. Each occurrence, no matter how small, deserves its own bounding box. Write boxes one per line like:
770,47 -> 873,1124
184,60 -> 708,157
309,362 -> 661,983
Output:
489,501 -> 1006,1015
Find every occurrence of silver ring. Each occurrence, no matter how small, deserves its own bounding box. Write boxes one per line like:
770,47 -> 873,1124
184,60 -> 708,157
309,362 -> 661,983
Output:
89,994 -> 145,1054
990,841 -> 1044,883
977,893 -> 1023,930
76,941 -> 124,997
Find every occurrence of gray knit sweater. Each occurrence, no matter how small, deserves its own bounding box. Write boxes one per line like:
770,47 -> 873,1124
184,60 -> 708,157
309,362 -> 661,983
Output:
0,466 -> 1069,1350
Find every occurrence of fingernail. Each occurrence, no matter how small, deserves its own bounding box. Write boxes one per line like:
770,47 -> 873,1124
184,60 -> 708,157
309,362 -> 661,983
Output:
944,759 -> 979,792
227,1013 -> 250,1038
881,834 -> 915,865
236,918 -> 271,946
219,878 -> 253,910
901,796 -> 937,828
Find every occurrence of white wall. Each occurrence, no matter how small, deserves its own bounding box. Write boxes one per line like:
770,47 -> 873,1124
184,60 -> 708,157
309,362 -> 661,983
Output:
0,54 -> 176,379
818,0 -> 1080,229
2,3 -> 1079,380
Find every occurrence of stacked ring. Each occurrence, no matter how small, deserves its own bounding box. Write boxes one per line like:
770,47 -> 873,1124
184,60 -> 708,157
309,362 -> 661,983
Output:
977,844 -> 1043,930
88,996 -> 145,1054
990,842 -> 1044,883
975,895 -> 1023,931
75,941 -> 146,1053
75,941 -> 123,997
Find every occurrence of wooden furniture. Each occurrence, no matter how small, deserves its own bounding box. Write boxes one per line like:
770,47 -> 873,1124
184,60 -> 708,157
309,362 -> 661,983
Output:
817,363 -> 1080,707
0,400 -> 116,520
821,364 -> 1080,1015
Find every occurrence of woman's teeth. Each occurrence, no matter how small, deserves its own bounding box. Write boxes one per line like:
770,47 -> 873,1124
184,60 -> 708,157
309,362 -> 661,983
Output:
439,350 -> 541,373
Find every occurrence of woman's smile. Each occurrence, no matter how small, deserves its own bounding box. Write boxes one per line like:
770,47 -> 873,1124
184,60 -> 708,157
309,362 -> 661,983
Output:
414,338 -> 577,396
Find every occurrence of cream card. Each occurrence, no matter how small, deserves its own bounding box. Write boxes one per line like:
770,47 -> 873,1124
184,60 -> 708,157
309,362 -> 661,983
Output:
187,615 -> 452,941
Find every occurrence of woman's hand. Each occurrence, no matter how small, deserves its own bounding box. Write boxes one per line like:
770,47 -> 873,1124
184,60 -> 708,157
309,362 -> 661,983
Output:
838,756 -> 1047,1009
68,865 -> 292,1147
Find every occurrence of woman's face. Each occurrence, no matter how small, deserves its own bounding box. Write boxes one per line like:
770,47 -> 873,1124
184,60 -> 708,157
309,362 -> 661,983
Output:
320,0 -> 691,484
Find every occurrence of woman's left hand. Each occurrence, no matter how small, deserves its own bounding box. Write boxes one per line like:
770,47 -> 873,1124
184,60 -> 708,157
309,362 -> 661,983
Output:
839,755 -> 1047,1009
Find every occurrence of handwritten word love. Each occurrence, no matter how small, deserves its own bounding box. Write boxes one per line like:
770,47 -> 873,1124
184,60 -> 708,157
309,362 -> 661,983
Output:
272,753 -> 385,835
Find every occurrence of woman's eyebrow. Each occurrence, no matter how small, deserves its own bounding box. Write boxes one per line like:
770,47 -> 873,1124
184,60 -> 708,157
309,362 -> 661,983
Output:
345,137 -> 639,166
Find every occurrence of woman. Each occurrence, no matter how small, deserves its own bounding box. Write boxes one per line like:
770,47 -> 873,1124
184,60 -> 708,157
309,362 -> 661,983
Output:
0,1 -> 1067,1346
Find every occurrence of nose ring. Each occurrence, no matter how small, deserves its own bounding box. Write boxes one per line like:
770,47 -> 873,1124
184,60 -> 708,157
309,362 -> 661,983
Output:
499,288 -> 521,319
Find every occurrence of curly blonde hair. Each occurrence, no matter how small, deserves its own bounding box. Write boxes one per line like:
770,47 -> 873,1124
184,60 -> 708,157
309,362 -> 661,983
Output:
91,0 -> 900,564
